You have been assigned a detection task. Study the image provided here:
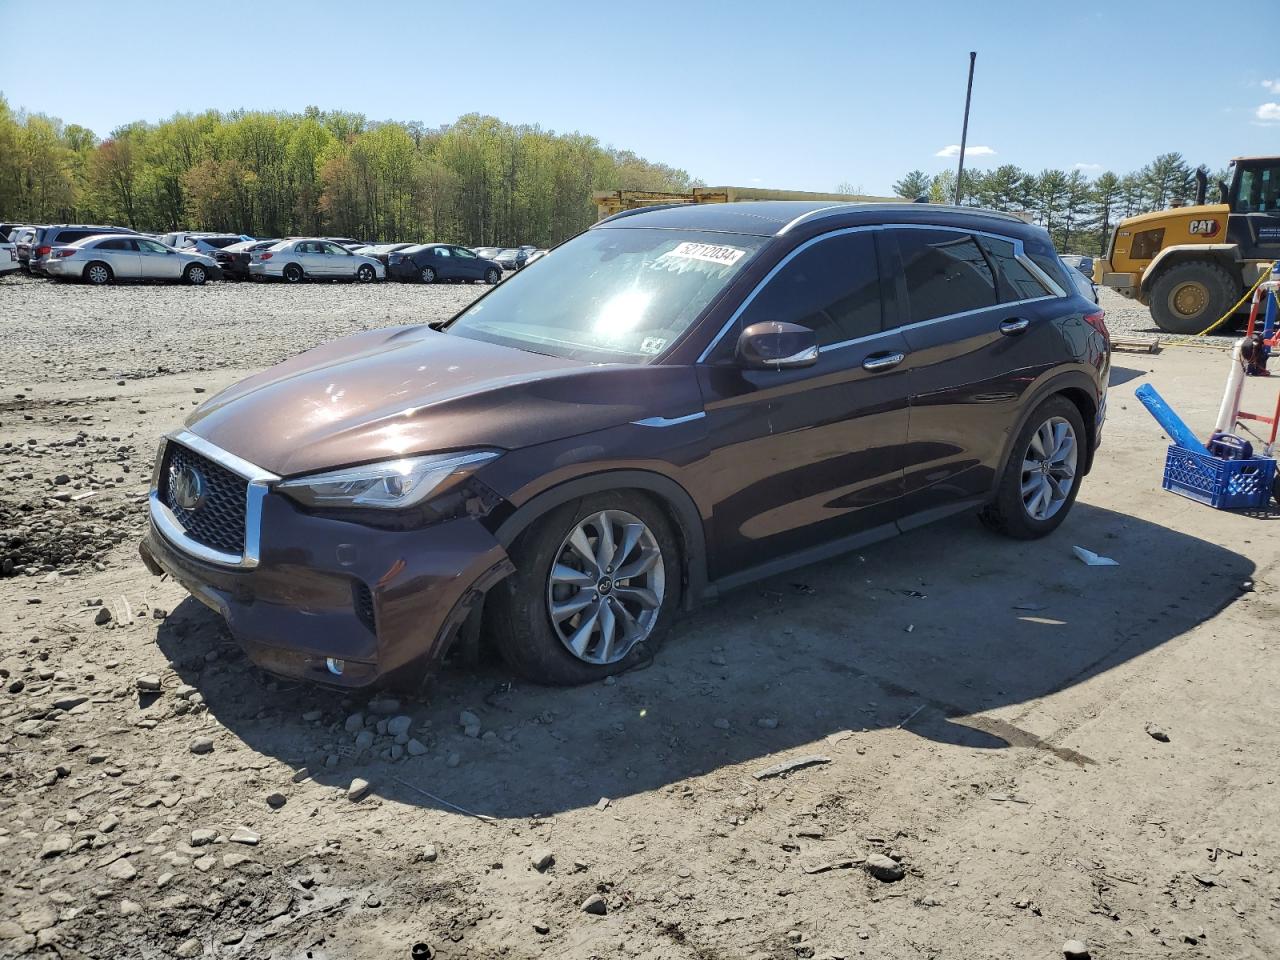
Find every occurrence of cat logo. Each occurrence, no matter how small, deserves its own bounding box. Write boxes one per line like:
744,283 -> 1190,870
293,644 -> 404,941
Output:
1188,219 -> 1221,237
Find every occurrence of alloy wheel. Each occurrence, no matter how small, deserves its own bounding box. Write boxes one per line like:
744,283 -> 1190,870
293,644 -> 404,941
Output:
421,267 -> 435,283
486,268 -> 500,284
546,509 -> 665,665
1021,416 -> 1077,521
358,265 -> 374,282
86,264 -> 109,285
188,266 -> 206,285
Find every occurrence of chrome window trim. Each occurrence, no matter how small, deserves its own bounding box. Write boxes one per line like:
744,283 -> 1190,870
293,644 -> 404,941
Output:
696,225 -> 881,363
631,411 -> 707,428
697,222 -> 1067,363
776,203 -> 861,235
148,429 -> 278,569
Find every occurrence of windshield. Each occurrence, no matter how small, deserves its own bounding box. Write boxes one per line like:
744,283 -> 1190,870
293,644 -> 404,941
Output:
446,227 -> 767,363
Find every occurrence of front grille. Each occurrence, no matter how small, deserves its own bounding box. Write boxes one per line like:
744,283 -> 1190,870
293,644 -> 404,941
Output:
159,443 -> 249,556
353,582 -> 376,634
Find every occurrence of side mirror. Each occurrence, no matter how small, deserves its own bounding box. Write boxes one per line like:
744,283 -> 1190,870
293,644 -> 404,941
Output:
736,321 -> 819,370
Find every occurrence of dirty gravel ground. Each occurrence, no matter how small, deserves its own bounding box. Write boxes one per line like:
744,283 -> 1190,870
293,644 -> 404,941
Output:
1,276 -> 1278,960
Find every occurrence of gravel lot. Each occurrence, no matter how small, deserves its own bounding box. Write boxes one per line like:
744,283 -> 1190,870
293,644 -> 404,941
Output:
2,273 -> 1278,959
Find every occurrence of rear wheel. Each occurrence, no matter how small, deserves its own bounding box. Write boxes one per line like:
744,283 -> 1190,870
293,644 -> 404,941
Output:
485,267 -> 501,285
980,396 -> 1085,539
282,263 -> 303,283
83,262 -> 112,286
184,263 -> 208,285
486,493 -> 681,685
356,264 -> 376,282
420,266 -> 436,284
1148,260 -> 1239,335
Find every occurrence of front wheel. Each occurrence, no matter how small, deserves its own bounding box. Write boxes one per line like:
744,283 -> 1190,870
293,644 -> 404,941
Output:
356,264 -> 376,282
486,493 -> 681,685
980,395 -> 1086,539
485,268 -> 501,285
420,266 -> 436,284
184,263 -> 208,285
1148,260 -> 1239,335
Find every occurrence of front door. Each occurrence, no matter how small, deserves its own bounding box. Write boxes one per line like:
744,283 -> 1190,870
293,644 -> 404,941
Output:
320,241 -> 355,277
136,238 -> 182,278
1228,159 -> 1280,261
451,246 -> 484,280
693,228 -> 912,581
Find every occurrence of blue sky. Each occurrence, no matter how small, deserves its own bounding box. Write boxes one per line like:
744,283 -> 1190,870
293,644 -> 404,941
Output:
2,0 -> 1277,194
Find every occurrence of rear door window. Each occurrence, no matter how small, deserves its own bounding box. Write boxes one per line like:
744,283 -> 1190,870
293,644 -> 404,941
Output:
738,230 -> 883,348
894,229 -> 997,323
977,235 -> 1051,302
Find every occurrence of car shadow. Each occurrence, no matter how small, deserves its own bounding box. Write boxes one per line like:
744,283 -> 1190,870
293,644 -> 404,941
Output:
155,501 -> 1252,818
1109,366 -> 1149,387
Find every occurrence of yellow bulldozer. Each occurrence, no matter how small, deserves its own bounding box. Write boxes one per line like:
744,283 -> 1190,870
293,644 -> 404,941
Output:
1095,156 -> 1280,333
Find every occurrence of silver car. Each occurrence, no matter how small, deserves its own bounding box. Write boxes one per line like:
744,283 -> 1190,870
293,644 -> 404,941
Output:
43,235 -> 221,285
248,238 -> 384,283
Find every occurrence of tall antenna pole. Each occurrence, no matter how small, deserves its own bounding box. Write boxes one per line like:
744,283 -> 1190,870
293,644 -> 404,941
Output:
954,51 -> 977,206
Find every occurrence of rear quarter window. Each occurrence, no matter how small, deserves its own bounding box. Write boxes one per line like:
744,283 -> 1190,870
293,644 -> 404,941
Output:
978,235 -> 1052,302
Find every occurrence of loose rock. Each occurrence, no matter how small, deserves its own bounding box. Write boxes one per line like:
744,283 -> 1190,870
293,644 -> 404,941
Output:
348,778 -> 371,801
581,893 -> 607,915
1062,940 -> 1090,959
531,847 -> 555,871
864,853 -> 905,882
1145,722 -> 1170,743
188,736 -> 214,755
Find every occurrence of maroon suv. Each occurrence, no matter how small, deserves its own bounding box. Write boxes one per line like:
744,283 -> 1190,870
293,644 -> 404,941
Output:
141,201 -> 1109,688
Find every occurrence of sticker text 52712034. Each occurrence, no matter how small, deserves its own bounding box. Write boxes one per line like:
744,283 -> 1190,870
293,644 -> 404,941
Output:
665,241 -> 746,267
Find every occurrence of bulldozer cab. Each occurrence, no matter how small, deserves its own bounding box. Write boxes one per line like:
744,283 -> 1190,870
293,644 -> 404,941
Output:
1226,157 -> 1280,262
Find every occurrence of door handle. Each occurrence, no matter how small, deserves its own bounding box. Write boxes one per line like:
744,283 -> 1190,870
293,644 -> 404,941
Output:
1000,318 -> 1030,336
863,352 -> 906,372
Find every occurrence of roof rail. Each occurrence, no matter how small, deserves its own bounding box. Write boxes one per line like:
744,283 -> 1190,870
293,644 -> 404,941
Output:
779,201 -> 1028,235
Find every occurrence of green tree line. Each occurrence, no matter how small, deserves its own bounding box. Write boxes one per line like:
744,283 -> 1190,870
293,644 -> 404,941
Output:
891,154 -> 1229,255
0,95 -> 695,246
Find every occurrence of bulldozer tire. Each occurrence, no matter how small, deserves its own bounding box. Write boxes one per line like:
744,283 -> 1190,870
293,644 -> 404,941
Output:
1148,260 -> 1239,335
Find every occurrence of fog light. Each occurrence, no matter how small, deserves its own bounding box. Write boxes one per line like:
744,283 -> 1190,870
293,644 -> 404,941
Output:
325,658 -> 345,676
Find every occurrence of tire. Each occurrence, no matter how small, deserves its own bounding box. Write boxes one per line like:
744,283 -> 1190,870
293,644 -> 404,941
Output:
420,266 -> 436,284
1148,260 -> 1239,335
184,263 -> 208,286
486,492 -> 682,685
83,262 -> 112,286
980,395 -> 1086,539
356,264 -> 376,282
282,263 -> 304,283
485,267 -> 501,285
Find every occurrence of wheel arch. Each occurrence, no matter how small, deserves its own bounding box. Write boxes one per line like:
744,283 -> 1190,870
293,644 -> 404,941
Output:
1141,244 -> 1241,294
82,260 -> 113,282
492,469 -> 710,609
992,373 -> 1102,495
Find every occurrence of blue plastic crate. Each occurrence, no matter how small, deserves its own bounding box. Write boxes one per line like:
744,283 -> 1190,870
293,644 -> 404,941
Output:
1162,445 -> 1276,510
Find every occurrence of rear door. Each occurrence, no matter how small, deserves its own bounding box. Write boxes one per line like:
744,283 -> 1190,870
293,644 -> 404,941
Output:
296,241 -> 327,276
888,226 -> 1064,517
136,237 -> 182,278
95,237 -> 141,278
694,228 -> 912,580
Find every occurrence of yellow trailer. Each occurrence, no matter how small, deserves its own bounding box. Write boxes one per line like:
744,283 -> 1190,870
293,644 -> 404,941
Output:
593,185 -> 897,220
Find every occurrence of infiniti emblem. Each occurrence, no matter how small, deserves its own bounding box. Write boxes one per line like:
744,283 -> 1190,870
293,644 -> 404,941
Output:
171,465 -> 206,511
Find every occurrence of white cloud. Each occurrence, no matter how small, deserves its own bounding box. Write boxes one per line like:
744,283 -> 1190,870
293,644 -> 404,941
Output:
1262,79 -> 1280,93
935,144 -> 995,158
1257,102 -> 1280,123
1073,162 -> 1103,172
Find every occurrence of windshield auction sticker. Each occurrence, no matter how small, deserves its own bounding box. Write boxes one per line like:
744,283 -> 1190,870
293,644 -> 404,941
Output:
664,241 -> 746,267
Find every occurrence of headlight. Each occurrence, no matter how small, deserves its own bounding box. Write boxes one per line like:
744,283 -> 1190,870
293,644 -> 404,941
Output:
276,450 -> 499,510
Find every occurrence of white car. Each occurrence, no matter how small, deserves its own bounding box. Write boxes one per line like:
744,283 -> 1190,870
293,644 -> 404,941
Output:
43,235 -> 220,285
0,238 -> 19,278
249,238 -> 384,283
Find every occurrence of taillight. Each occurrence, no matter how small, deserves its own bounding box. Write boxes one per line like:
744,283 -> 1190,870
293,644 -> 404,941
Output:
1084,310 -> 1109,342
35,245 -> 51,257
259,252 -> 273,260
53,248 -> 76,258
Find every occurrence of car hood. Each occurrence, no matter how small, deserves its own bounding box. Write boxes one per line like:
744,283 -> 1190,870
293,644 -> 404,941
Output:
185,325 -> 700,476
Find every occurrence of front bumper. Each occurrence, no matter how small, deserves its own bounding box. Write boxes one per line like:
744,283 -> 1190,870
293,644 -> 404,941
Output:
141,436 -> 512,687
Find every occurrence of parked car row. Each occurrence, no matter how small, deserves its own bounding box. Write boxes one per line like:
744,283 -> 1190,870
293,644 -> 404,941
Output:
2,222 -> 549,287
